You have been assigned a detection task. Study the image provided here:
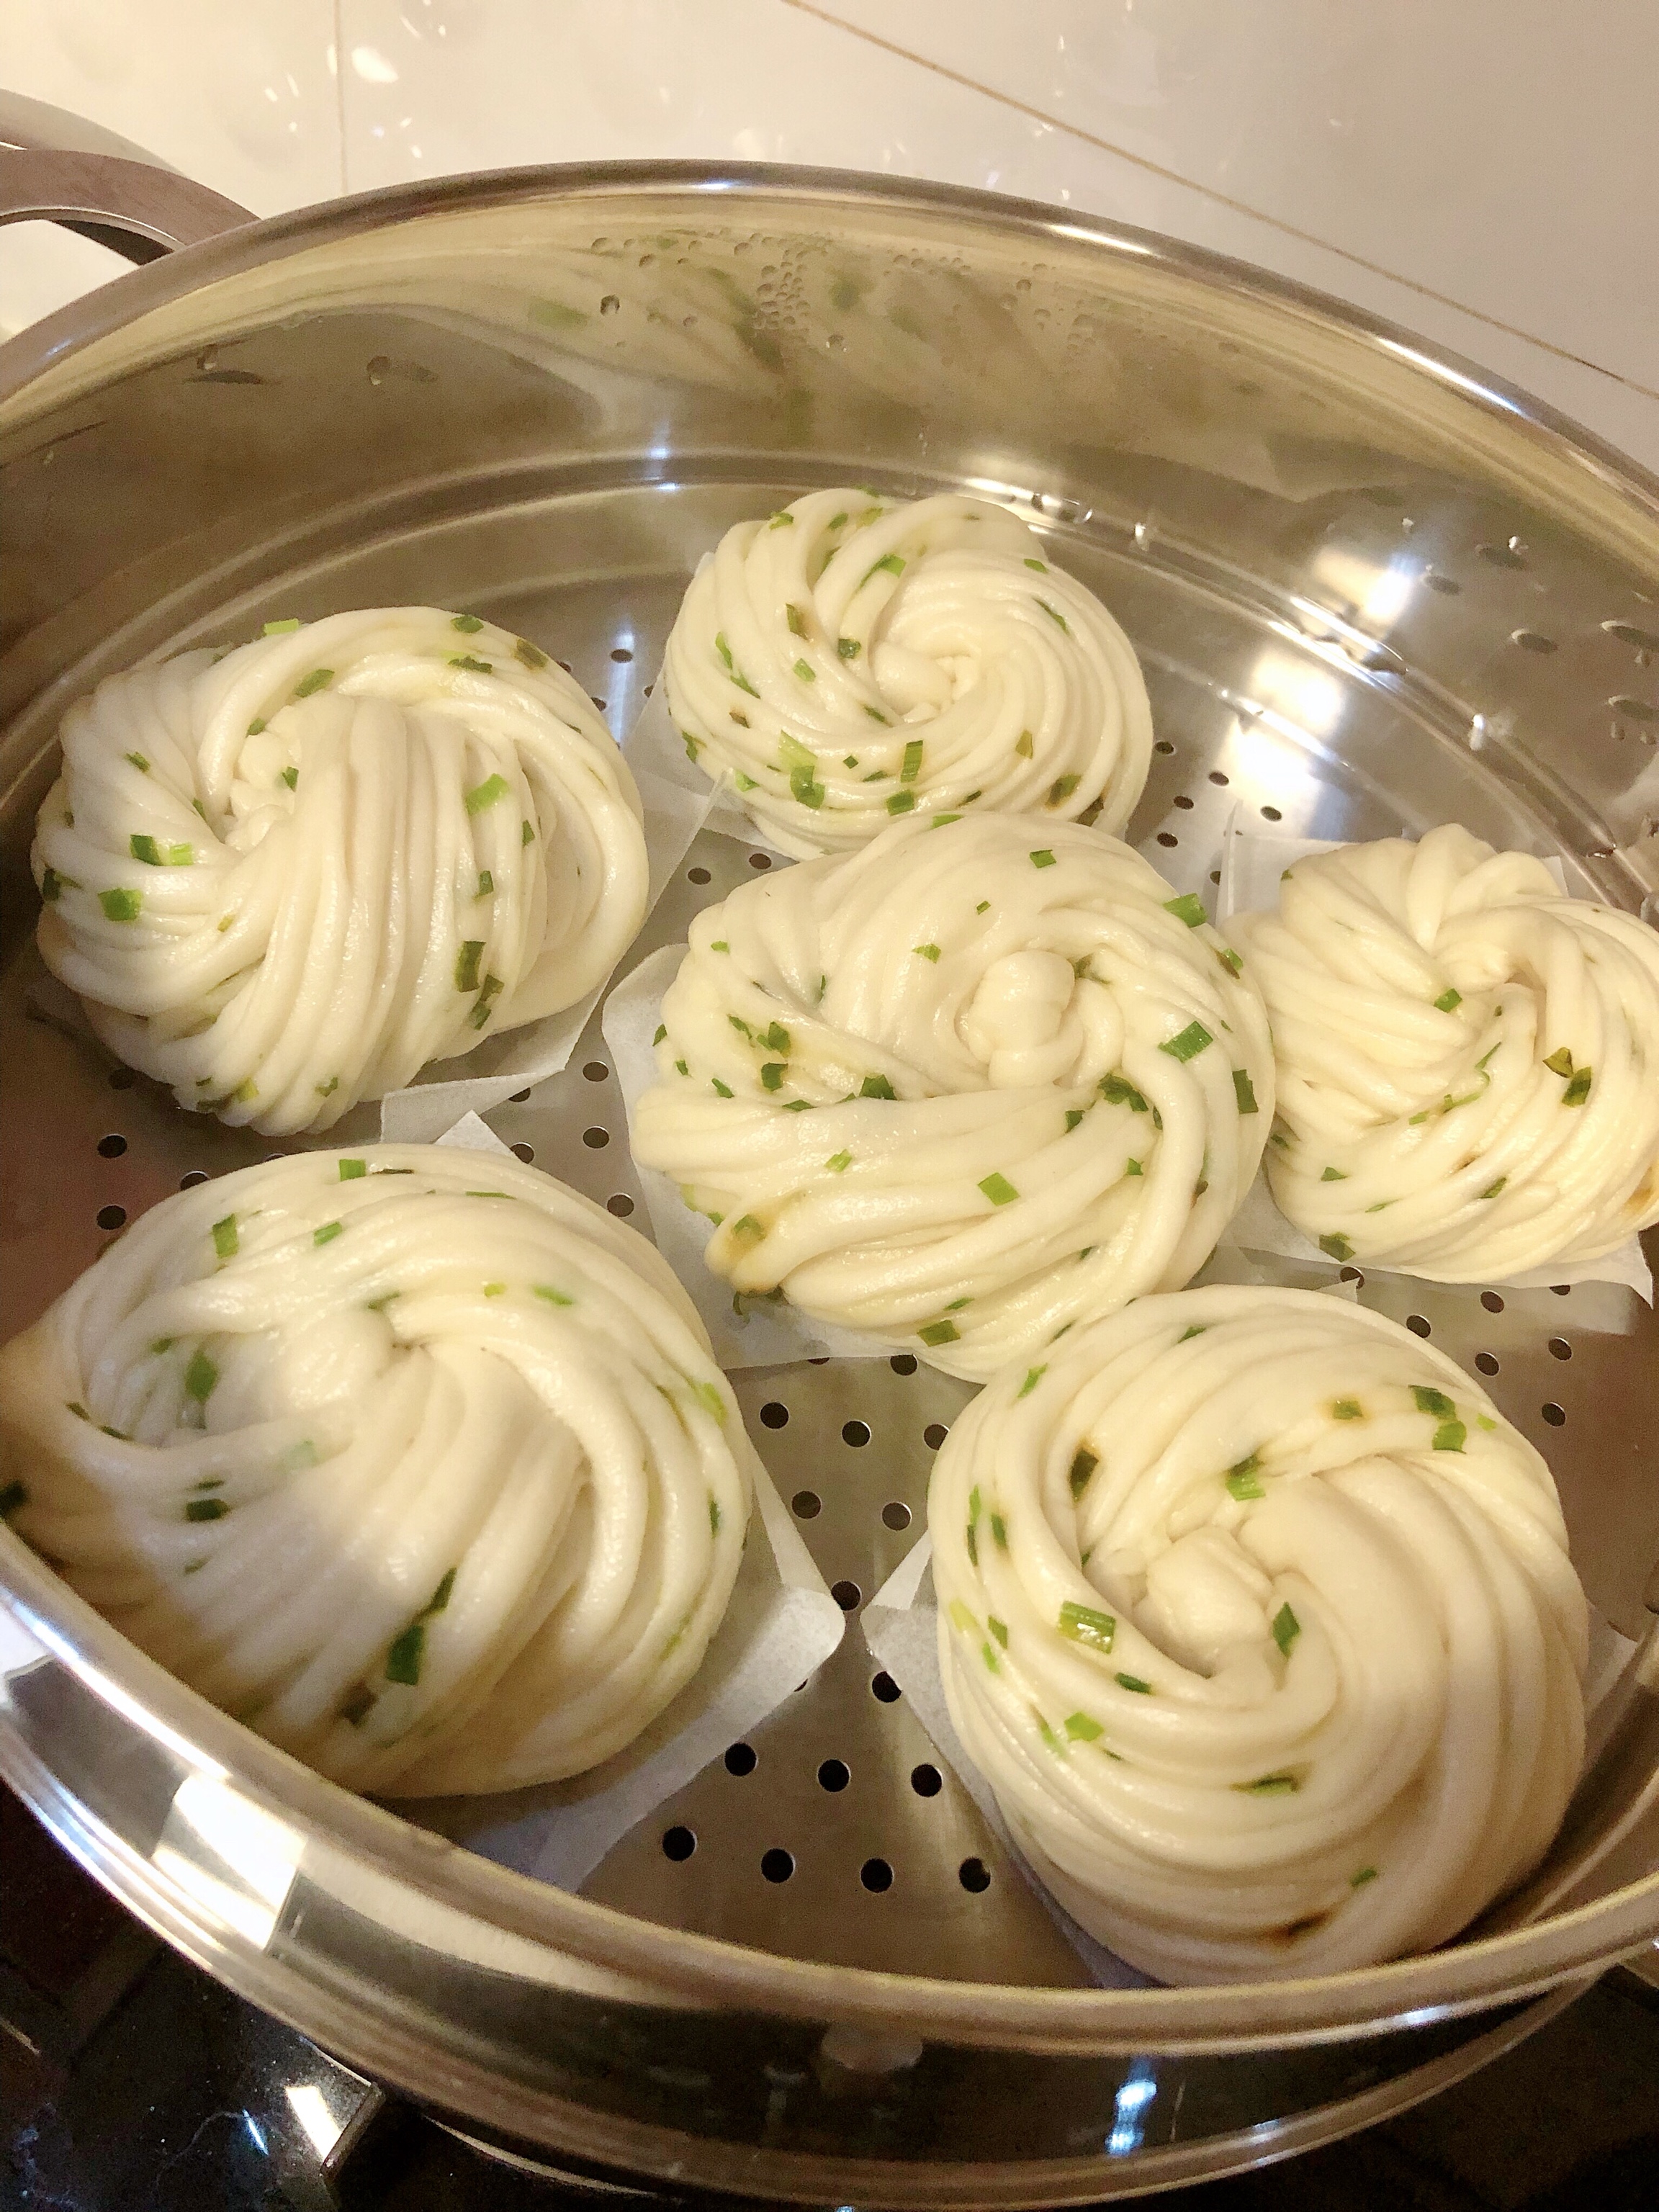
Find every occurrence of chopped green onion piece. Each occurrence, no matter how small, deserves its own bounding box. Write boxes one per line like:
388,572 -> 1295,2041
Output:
212,1215 -> 238,1260
314,1221 -> 343,1246
1047,771 -> 1081,806
918,1318 -> 958,1346
1272,1603 -> 1300,1657
1124,1158 -> 1143,1176
914,942 -> 941,962
338,1159 -> 367,1180
1238,1773 -> 1300,1795
979,1172 -> 1019,1205
1331,1398 -> 1364,1420
861,1074 -> 896,1100
1028,848 -> 1056,869
385,1622 -> 425,1685
1216,945 -> 1244,976
786,603 -> 808,637
1351,1865 -> 1379,1888
477,869 -> 494,896
1433,1420 -> 1467,1453
1434,988 -> 1462,1012
901,737 -> 924,783
521,818 -> 536,845
1017,1367 -> 1045,1399
293,667 -> 333,697
1543,1046 -> 1574,1076
315,1075 -> 339,1097
1178,1325 -> 1206,1341
534,1285 -> 574,1305
838,637 -> 861,660
449,653 -> 493,674
1064,1108 -> 1084,1132
863,552 -> 905,583
1015,729 -> 1034,757
514,637 -> 548,670
263,618 -> 302,634
1226,1455 -> 1265,1501
99,886 -> 142,922
976,899 -> 990,914
1412,1385 -> 1456,1419
760,1062 -> 786,1091
125,750 -> 150,773
1321,1166 -> 1347,1181
730,1215 -> 763,1241
1480,1177 -> 1506,1198
1318,1233 -> 1354,1262
452,613 -> 484,632
826,1150 -> 853,1174
1163,892 -> 1207,927
793,657 -> 815,683
280,766 -> 298,790
464,773 -> 510,814
454,940 -> 484,993
988,1615 -> 1008,1647
711,940 -> 729,953
768,510 -> 795,529
1116,1672 -> 1152,1694
1036,598 -> 1069,633
185,1497 -> 229,1523
1100,1074 -> 1148,1111
1063,1711 -> 1102,1743
184,1349 -> 219,1402
1161,1020 -> 1213,1062
711,1076 -> 733,1097
886,788 -> 916,814
1563,1065 -> 1593,1106
424,1567 -> 457,1614
1232,1068 -> 1259,1114
1069,1449 -> 1098,1498
791,765 -> 826,807
1058,1600 -> 1116,1653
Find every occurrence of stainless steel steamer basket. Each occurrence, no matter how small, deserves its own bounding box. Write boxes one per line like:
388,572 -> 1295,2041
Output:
3,111 -> 1659,2206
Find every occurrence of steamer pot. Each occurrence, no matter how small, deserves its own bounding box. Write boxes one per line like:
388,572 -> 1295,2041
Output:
3,95 -> 1658,2205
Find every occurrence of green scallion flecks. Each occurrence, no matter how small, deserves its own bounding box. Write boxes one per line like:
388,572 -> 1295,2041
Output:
1161,1020 -> 1213,1062
464,773 -> 511,815
979,1172 -> 1018,1205
1058,1600 -> 1116,1653
1163,892 -> 1206,927
455,940 -> 484,993
1226,1454 -> 1264,1501
1272,1603 -> 1300,1657
1232,1068 -> 1258,1114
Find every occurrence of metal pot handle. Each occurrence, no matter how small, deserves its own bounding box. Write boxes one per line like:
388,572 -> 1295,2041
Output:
0,89 -> 253,264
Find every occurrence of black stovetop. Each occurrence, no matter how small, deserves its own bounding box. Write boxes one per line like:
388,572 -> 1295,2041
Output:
4,1785 -> 1658,2212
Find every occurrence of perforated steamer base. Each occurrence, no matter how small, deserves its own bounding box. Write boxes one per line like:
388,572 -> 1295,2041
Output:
4,472 -> 1657,2007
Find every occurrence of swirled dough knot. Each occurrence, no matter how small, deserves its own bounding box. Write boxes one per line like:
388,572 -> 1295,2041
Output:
930,1285 -> 1588,1982
631,813 -> 1273,1379
0,1148 -> 757,1796
662,490 -> 1153,857
1227,824 -> 1659,1277
32,609 -> 650,1134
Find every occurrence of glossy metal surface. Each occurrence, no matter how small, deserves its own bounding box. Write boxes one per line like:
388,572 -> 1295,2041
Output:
4,160 -> 1659,2202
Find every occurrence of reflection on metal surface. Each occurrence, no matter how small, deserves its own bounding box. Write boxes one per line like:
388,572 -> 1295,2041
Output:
152,1775 -> 302,1951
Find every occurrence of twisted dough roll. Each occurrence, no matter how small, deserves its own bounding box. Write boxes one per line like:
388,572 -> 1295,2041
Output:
1226,825 -> 1659,1277
662,489 -> 1153,858
931,1285 -> 1587,1982
631,814 -> 1272,1380
0,1147 -> 755,1797
32,610 -> 649,1135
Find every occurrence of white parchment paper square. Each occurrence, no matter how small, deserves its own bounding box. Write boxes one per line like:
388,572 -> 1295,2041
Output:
1215,815 -> 1653,1307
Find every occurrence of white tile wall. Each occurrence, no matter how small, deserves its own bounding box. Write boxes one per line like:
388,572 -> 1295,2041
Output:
811,0 -> 1659,397
2,0 -> 1656,470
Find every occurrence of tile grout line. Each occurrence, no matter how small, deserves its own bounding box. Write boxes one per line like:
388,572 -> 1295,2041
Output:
778,0 -> 1659,406
331,0 -> 349,197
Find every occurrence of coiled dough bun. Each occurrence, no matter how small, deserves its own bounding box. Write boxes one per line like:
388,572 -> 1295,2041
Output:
632,813 -> 1272,1380
0,1146 -> 757,1797
1226,824 -> 1659,1278
930,1285 -> 1587,1983
661,489 -> 1153,858
32,610 -> 650,1136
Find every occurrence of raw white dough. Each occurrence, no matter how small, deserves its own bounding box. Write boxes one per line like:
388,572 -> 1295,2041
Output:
33,610 -> 649,1135
630,813 -> 1273,1380
1226,825 -> 1659,1278
0,1146 -> 757,1796
930,1284 -> 1588,1982
662,490 -> 1153,858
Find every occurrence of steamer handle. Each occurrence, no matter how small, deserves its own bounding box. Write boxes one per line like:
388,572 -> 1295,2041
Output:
0,90 -> 253,262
